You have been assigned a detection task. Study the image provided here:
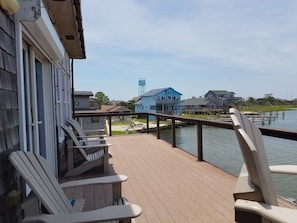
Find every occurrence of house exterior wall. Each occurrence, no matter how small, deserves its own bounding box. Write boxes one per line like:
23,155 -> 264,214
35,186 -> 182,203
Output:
74,95 -> 90,110
205,90 -> 237,112
182,98 -> 217,114
134,103 -> 141,113
74,92 -> 93,111
140,96 -> 157,113
135,88 -> 182,119
0,10 -> 22,223
73,93 -> 107,133
0,2 -> 80,221
183,103 -> 202,113
155,89 -> 182,115
135,96 -> 155,120
205,91 -> 223,105
183,91 -> 239,114
76,116 -> 106,133
19,15 -> 72,175
53,56 -> 72,176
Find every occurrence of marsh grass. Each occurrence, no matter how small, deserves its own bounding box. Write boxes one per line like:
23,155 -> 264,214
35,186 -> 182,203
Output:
241,105 -> 297,113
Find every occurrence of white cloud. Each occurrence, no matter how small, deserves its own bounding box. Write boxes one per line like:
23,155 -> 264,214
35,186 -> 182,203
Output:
76,0 -> 297,100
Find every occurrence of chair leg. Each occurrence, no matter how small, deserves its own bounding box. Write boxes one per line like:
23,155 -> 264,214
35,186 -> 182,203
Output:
103,146 -> 109,173
235,209 -> 262,223
112,182 -> 122,200
67,139 -> 74,171
120,219 -> 133,223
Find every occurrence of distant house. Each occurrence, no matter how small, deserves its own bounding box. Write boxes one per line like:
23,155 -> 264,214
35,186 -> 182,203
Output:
182,98 -> 216,114
74,91 -> 93,110
101,105 -> 132,121
182,90 -> 240,114
74,91 -> 106,133
205,90 -> 239,112
135,87 -> 182,118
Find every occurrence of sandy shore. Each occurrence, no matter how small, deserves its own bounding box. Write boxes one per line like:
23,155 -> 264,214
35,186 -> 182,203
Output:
111,123 -> 166,132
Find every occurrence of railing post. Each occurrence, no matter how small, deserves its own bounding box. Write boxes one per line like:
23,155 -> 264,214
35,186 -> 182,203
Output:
146,114 -> 149,134
108,116 -> 112,136
156,116 -> 160,139
172,117 -> 176,147
197,122 -> 203,161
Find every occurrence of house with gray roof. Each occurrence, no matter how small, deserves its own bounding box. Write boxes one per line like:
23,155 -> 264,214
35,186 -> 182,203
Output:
182,98 -> 216,114
135,87 -> 182,118
101,105 -> 132,121
74,91 -> 93,110
182,90 -> 240,114
205,90 -> 240,112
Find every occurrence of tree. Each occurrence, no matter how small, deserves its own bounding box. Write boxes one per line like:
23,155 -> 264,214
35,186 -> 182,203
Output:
94,91 -> 110,106
118,99 -> 136,111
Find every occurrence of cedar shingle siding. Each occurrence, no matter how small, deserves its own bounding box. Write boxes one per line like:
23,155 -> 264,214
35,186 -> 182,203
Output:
0,10 -> 21,223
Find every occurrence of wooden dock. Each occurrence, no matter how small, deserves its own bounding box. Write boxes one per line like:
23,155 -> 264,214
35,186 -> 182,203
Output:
62,133 -> 295,223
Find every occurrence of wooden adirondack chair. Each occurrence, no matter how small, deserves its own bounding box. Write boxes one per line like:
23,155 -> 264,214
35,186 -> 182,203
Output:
9,151 -> 142,223
230,108 -> 297,176
60,124 -> 111,177
68,119 -> 106,141
229,108 -> 297,223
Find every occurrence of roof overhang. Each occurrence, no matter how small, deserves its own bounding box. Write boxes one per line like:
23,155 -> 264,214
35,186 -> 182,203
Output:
43,0 -> 86,59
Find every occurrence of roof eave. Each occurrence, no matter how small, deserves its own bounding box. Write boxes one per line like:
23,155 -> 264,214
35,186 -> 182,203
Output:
43,0 -> 86,59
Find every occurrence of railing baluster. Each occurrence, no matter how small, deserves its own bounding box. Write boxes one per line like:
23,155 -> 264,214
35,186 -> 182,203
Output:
156,116 -> 160,139
108,116 -> 112,136
146,114 -> 149,134
197,122 -> 203,161
172,117 -> 176,147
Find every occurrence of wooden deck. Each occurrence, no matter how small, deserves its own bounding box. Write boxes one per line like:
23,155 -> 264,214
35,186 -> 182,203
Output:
61,133 -> 295,223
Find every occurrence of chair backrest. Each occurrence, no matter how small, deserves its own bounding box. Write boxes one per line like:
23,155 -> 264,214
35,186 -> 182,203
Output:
9,151 -> 74,214
229,108 -> 278,205
68,119 -> 88,139
229,108 -> 264,149
60,124 -> 88,160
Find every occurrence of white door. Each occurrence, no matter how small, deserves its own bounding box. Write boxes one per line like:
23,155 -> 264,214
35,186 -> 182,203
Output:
22,41 -> 57,174
22,43 -> 40,154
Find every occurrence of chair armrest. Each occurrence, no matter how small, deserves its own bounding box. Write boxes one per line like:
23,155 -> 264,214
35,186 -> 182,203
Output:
233,165 -> 263,202
269,165 -> 297,175
60,175 -> 128,188
23,204 -> 142,223
79,138 -> 107,142
79,139 -> 109,145
83,129 -> 105,133
70,143 -> 112,149
78,135 -> 107,139
235,199 -> 297,223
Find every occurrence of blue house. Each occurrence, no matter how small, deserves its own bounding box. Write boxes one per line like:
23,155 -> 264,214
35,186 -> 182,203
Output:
135,87 -> 182,118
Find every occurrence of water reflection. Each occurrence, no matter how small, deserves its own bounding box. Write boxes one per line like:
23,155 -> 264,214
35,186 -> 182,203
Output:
156,109 -> 297,200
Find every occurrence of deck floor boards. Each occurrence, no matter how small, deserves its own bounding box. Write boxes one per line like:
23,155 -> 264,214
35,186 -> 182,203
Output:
108,134 -> 236,222
61,133 -> 296,222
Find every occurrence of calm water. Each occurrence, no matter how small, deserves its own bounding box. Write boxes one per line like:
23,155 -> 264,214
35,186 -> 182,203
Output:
157,109 -> 297,200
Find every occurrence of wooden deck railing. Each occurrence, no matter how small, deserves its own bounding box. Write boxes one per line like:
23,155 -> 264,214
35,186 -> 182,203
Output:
75,112 -> 297,162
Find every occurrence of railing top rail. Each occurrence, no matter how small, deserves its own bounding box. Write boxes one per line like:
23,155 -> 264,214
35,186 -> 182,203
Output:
75,111 -> 297,141
259,127 -> 297,141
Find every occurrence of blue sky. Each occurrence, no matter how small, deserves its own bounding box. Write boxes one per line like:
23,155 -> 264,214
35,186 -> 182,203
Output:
74,0 -> 297,101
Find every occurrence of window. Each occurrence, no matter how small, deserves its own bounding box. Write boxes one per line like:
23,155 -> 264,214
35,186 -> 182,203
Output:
54,63 -> 71,142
